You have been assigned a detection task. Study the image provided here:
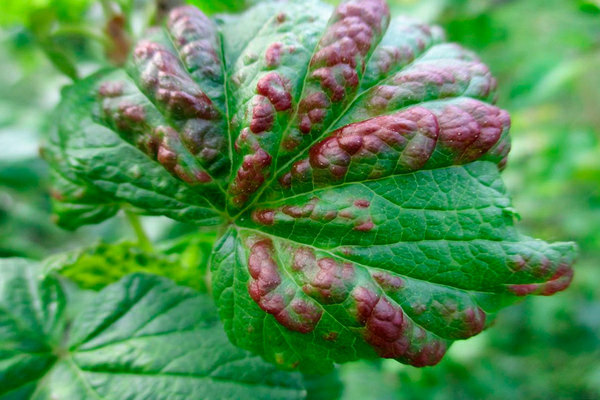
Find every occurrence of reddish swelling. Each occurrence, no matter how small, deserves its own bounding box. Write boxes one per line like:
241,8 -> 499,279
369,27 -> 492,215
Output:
133,41 -> 218,120
293,249 -> 356,304
281,98 -> 510,190
252,196 -> 375,232
230,149 -> 272,206
247,239 -> 323,333
357,291 -> 447,365
508,263 -> 573,296
285,0 -> 390,149
244,237 -> 454,366
257,73 -> 293,112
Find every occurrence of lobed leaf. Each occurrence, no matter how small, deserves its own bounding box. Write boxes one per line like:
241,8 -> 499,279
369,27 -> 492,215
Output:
46,0 -> 577,373
0,259 -> 305,400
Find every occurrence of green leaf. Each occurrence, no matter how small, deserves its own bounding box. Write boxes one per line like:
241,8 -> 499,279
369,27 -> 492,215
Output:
39,40 -> 79,80
48,0 -> 577,373
303,368 -> 344,400
0,259 -> 306,399
41,127 -> 120,230
0,0 -> 94,27
42,239 -> 211,291
46,69 -> 226,228
187,0 -> 249,15
212,162 -> 576,372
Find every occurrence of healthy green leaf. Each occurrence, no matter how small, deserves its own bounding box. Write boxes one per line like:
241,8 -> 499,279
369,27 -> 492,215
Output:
187,0 -> 249,15
303,369 -> 344,400
46,0 -> 577,373
42,238 -> 211,291
0,0 -> 93,27
0,259 -> 305,399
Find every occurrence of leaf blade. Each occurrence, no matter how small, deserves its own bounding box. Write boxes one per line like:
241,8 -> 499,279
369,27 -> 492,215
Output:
0,260 -> 307,400
213,162 -> 576,372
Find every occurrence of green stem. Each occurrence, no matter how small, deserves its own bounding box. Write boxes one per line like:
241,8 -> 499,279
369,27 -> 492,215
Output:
125,210 -> 153,252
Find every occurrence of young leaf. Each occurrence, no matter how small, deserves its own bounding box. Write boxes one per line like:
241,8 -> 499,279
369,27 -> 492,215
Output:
42,239 -> 210,291
47,0 -> 577,373
0,259 -> 305,399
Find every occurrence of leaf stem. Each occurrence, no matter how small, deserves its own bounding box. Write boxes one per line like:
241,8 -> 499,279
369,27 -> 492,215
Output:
125,210 -> 153,252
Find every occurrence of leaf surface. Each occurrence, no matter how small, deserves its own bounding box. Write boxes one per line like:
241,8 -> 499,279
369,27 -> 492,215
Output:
42,238 -> 211,291
0,259 -> 305,400
46,0 -> 577,373
212,162 -> 575,371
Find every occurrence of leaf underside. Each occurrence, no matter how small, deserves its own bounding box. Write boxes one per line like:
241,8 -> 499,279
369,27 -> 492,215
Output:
44,0 -> 577,372
0,259 -> 305,400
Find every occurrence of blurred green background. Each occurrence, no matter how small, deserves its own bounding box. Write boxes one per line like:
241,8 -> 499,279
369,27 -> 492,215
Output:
0,0 -> 598,399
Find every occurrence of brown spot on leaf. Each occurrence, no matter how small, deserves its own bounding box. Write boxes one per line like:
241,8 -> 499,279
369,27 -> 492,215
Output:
282,198 -> 318,219
354,219 -> 374,232
508,263 -> 573,296
372,271 -> 405,291
248,239 -> 282,300
462,307 -> 486,337
297,92 -> 330,135
119,103 -> 145,124
291,248 -> 356,304
354,199 -> 370,208
157,141 -> 177,172
354,287 -> 447,366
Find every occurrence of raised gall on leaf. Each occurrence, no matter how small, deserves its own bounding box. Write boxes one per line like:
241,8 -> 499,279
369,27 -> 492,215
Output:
45,0 -> 577,373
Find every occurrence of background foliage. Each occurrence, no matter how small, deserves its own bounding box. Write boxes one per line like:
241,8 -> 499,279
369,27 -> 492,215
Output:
0,0 -> 598,398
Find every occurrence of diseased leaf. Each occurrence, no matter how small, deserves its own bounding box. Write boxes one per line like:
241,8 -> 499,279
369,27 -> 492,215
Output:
47,0 -> 577,373
221,0 -> 333,209
213,163 -> 576,372
0,259 -> 306,400
41,126 -> 119,230
47,70 -> 226,228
